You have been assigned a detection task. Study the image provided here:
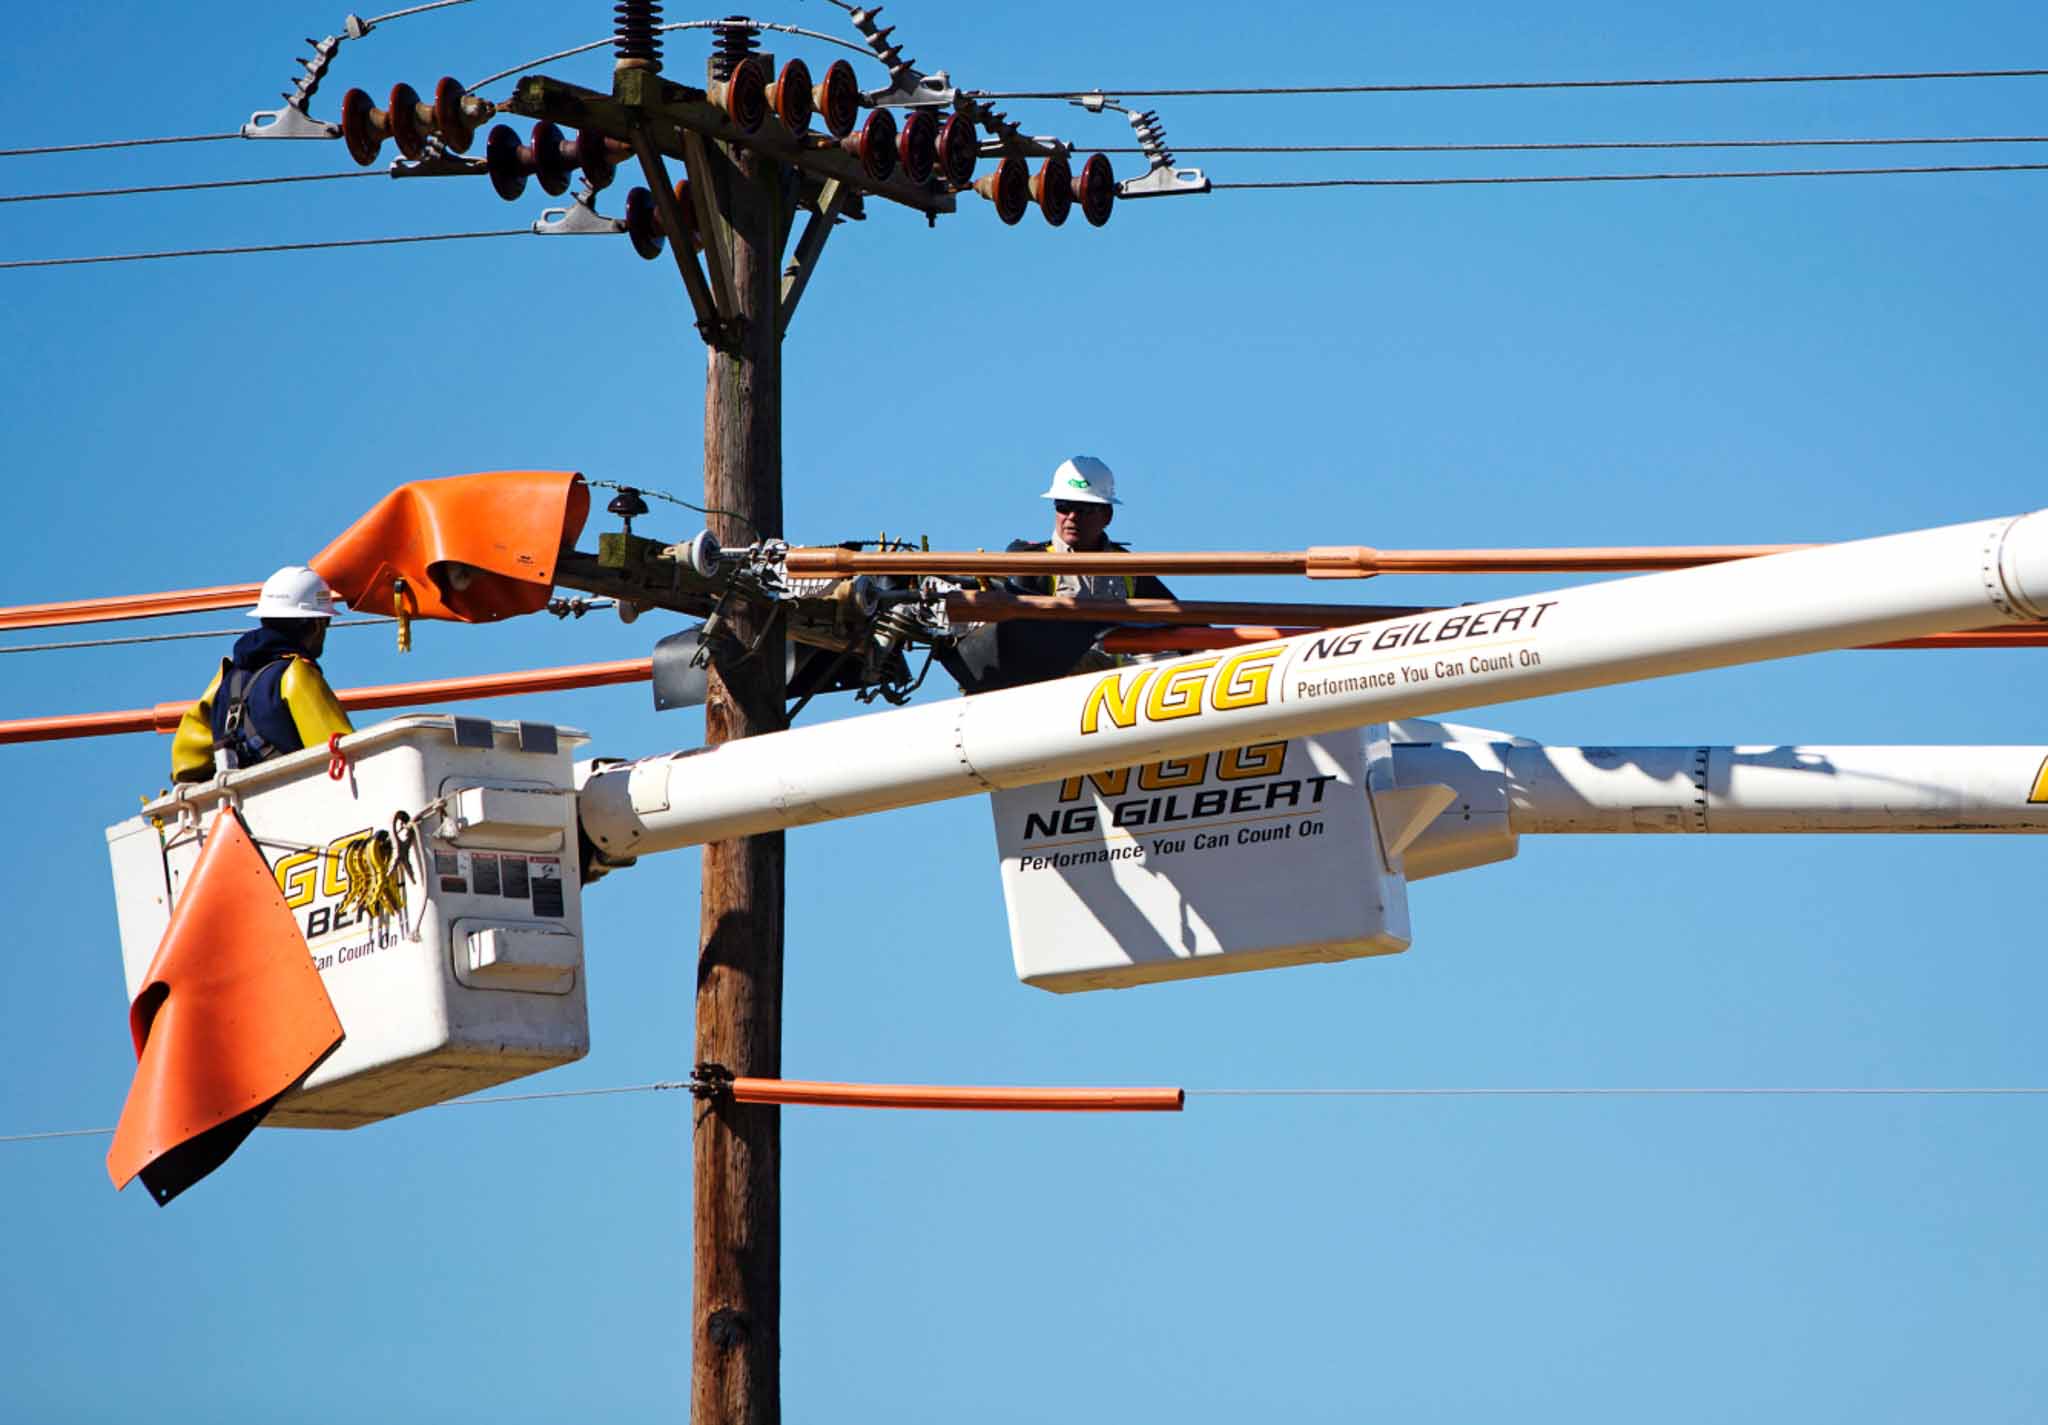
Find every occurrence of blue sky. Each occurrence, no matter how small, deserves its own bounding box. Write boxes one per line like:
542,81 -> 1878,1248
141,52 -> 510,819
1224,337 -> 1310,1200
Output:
5,2 -> 2048,1420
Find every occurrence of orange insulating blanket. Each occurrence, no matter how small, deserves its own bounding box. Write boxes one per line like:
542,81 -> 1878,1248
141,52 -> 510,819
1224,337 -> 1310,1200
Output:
107,808 -> 344,1206
311,470 -> 590,623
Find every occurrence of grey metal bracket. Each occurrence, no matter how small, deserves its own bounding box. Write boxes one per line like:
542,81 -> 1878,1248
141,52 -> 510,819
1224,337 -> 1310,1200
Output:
389,146 -> 486,179
779,178 -> 849,336
1118,108 -> 1210,197
534,188 -> 625,235
867,69 -> 957,109
242,18 -> 365,139
1120,163 -> 1210,198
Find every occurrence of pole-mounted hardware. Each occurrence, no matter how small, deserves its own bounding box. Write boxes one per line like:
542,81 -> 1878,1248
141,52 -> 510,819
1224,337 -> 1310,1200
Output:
243,17 -> 367,140
1119,108 -> 1210,198
484,121 -> 628,199
339,77 -> 497,164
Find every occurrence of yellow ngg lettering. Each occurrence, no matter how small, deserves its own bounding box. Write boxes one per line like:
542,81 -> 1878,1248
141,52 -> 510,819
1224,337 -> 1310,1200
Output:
1138,754 -> 1209,790
1210,646 -> 1283,711
1057,765 -> 1133,803
274,850 -> 320,909
1080,667 -> 1157,735
1219,741 -> 1287,780
1144,657 -> 1220,723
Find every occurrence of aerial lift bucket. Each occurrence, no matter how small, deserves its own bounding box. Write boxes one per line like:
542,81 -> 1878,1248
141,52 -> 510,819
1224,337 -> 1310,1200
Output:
107,714 -> 594,1178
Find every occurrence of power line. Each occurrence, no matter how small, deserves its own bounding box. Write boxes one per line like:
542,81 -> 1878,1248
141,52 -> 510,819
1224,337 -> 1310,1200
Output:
1100,133 -> 2048,156
468,18 -> 870,93
0,599 -> 613,654
0,132 -> 238,159
0,228 -> 534,270
10,1081 -> 2047,1143
0,1077 -> 694,1145
0,616 -> 398,655
1187,1087 -> 2048,1097
1213,161 -> 2048,189
1,170 -> 383,206
367,0 -> 479,23
971,66 -> 2048,101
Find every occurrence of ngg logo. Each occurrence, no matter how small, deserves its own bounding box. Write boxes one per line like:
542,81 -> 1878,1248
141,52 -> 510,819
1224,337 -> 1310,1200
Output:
1079,646 -> 1284,735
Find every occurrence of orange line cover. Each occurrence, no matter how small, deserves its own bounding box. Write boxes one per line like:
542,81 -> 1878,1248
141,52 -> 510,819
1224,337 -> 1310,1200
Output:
311,470 -> 590,623
728,1077 -> 1185,1112
108,808 -> 344,1206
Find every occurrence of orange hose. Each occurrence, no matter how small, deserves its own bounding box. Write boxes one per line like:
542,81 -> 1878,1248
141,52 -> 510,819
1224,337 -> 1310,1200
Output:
0,582 -> 266,632
0,657 -> 654,746
727,1077 -> 1184,1112
790,543 -> 1809,581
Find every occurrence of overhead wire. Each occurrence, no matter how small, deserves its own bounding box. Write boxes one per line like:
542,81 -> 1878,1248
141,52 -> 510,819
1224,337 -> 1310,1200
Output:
366,0 -> 479,22
1,170 -> 383,205
0,133 -> 239,158
467,17 -> 870,93
9,1081 -> 2048,1144
0,617 -> 399,654
1211,163 -> 2048,188
1097,133 -> 2048,156
1,0 -> 477,159
971,66 -> 2048,101
0,228 -> 535,270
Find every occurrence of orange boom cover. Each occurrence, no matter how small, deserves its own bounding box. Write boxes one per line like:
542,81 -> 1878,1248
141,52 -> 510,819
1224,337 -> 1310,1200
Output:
107,809 -> 344,1206
311,470 -> 590,623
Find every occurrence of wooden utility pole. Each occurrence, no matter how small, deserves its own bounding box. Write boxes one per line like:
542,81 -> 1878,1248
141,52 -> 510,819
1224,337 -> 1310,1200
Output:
692,124 -> 787,1424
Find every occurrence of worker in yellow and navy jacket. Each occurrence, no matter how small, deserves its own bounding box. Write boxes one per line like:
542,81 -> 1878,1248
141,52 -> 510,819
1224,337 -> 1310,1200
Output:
171,565 -> 354,783
942,455 -> 1176,693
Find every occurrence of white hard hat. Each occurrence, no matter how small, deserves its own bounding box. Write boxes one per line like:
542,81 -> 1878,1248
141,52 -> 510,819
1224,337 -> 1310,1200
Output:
1040,454 -> 1121,506
248,565 -> 337,620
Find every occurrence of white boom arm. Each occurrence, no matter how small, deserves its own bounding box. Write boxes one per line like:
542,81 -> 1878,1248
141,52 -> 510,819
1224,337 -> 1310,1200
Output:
580,510 -> 2048,860
1392,741 -> 2048,880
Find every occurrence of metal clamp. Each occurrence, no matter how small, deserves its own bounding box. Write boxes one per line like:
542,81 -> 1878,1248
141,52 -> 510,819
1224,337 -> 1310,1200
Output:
1118,108 -> 1209,197
534,187 -> 625,236
389,145 -> 487,179
242,18 -> 368,140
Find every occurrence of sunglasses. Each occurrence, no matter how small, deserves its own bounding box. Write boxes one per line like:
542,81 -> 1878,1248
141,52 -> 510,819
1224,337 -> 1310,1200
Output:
1052,500 -> 1103,516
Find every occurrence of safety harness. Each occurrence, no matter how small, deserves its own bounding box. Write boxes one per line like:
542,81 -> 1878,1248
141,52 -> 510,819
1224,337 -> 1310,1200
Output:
1035,541 -> 1137,598
213,655 -> 291,772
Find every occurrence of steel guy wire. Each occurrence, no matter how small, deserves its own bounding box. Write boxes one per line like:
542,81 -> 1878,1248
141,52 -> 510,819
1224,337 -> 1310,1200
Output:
467,17 -> 870,93
1210,162 -> 2048,188
1,171 -> 384,205
9,1082 -> 2048,1143
0,228 -> 536,270
970,66 -> 2048,101
1097,134 -> 2048,156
